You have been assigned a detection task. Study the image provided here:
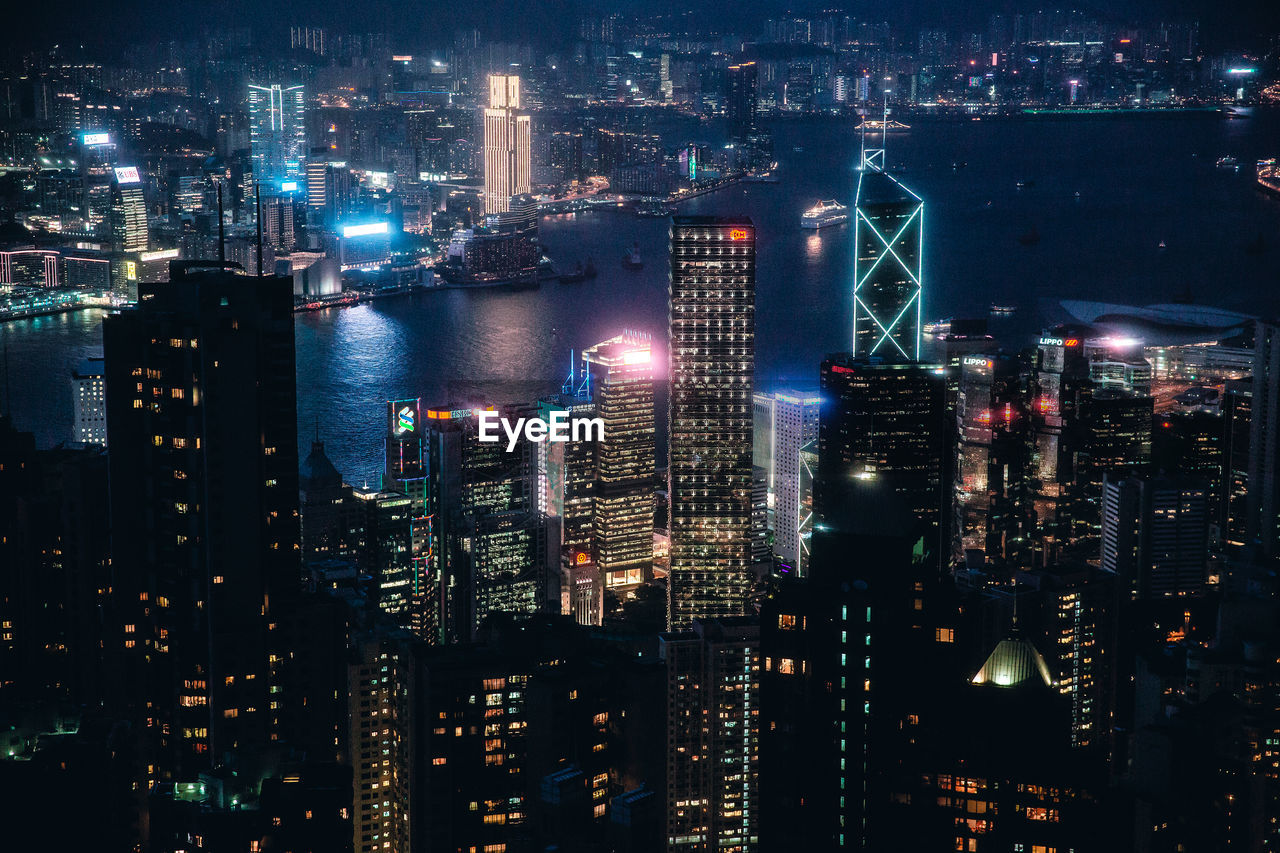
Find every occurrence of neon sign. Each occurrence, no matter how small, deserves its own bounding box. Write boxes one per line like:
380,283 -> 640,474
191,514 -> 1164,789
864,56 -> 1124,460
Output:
729,228 -> 748,240
396,406 -> 416,435
82,132 -> 110,146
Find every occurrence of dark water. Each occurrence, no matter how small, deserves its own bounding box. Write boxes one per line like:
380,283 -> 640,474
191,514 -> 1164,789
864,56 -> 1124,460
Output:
4,112 -> 1280,484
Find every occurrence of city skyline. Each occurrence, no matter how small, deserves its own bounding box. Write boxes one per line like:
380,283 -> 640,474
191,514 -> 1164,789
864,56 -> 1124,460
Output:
2,4 -> 1280,852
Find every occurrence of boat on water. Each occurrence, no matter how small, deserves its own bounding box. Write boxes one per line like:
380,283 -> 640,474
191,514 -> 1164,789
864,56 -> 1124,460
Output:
801,200 -> 850,229
1158,240 -> 1168,250
857,119 -> 910,133
990,304 -> 1017,317
622,243 -> 643,270
1016,179 -> 1035,189
1216,156 -> 1239,169
559,259 -> 598,282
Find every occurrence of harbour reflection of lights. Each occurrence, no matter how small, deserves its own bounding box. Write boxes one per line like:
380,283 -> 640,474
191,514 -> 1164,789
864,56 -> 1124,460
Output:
806,232 -> 823,259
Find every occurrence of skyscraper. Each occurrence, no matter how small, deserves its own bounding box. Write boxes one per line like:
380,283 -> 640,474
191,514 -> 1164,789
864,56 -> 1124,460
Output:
755,391 -> 821,573
1101,473 -> 1209,598
71,356 -> 106,445
668,217 -> 756,630
852,170 -> 923,361
726,62 -> 758,147
482,74 -> 532,215
662,617 -> 760,852
109,165 -> 148,252
1248,320 -> 1280,555
817,356 -> 951,562
248,83 -> 307,188
583,332 -> 656,591
104,266 -> 300,781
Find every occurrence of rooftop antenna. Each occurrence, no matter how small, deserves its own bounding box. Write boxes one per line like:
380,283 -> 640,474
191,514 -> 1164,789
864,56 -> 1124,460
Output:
217,183 -> 226,265
860,89 -> 886,172
254,182 -> 264,277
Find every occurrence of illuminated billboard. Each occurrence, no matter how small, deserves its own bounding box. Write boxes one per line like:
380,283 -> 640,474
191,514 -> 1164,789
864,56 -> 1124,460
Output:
386,399 -> 425,480
140,249 -> 180,262
82,132 -> 111,146
280,180 -> 299,192
342,222 -> 389,239
114,166 -> 142,184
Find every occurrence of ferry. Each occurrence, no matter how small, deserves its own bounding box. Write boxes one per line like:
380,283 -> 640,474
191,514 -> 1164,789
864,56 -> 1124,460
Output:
1216,156 -> 1239,169
801,200 -> 850,229
856,119 -> 910,133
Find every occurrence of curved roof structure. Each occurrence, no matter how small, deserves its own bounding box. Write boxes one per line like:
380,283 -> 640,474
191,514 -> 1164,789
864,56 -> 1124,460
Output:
972,632 -> 1055,689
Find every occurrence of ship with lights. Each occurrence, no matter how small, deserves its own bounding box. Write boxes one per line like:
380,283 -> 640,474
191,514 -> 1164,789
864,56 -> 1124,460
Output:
801,200 -> 850,229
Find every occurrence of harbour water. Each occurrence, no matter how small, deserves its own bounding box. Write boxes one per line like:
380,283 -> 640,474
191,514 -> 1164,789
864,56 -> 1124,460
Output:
3,111 -> 1280,484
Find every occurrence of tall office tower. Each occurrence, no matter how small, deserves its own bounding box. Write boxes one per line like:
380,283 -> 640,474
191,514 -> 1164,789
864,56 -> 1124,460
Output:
549,131 -> 585,184
352,487 -> 415,619
954,353 -> 1033,567
662,617 -> 760,852
248,83 -> 307,188
852,169 -> 923,361
1220,380 -> 1252,546
346,625 -> 414,853
726,62 -> 758,146
71,356 -> 106,445
305,157 -> 328,211
424,405 -> 549,643
109,166 -> 148,252
1081,388 -> 1153,482
1153,408 -> 1223,524
668,217 -> 756,630
750,466 -> 770,565
290,25 -> 326,55
261,195 -> 296,251
1101,473 -> 1209,599
584,332 -> 656,592
1017,566 -> 1118,754
104,266 -> 299,782
1249,320 -> 1280,555
482,74 -> 531,215
817,356 -> 951,564
756,391 -> 821,573
384,399 -> 438,642
1029,333 -> 1093,562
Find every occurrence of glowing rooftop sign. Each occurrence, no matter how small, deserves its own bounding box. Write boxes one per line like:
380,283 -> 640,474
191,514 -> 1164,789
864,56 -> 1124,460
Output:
82,132 -> 111,146
114,166 -> 141,184
342,222 -> 389,238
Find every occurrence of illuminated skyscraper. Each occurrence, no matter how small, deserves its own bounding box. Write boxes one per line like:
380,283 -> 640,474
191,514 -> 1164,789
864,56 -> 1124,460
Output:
852,169 -> 923,361
754,391 -> 821,573
483,74 -> 532,215
662,617 -> 760,851
584,332 -> 656,591
248,82 -> 307,188
109,165 -> 148,252
668,216 -> 756,630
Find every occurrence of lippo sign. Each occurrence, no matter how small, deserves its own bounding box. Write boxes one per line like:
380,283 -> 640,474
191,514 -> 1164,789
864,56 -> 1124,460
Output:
478,410 -> 604,452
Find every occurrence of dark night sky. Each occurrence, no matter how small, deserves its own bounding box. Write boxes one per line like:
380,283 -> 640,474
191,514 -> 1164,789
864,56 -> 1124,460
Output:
3,0 -> 1277,53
